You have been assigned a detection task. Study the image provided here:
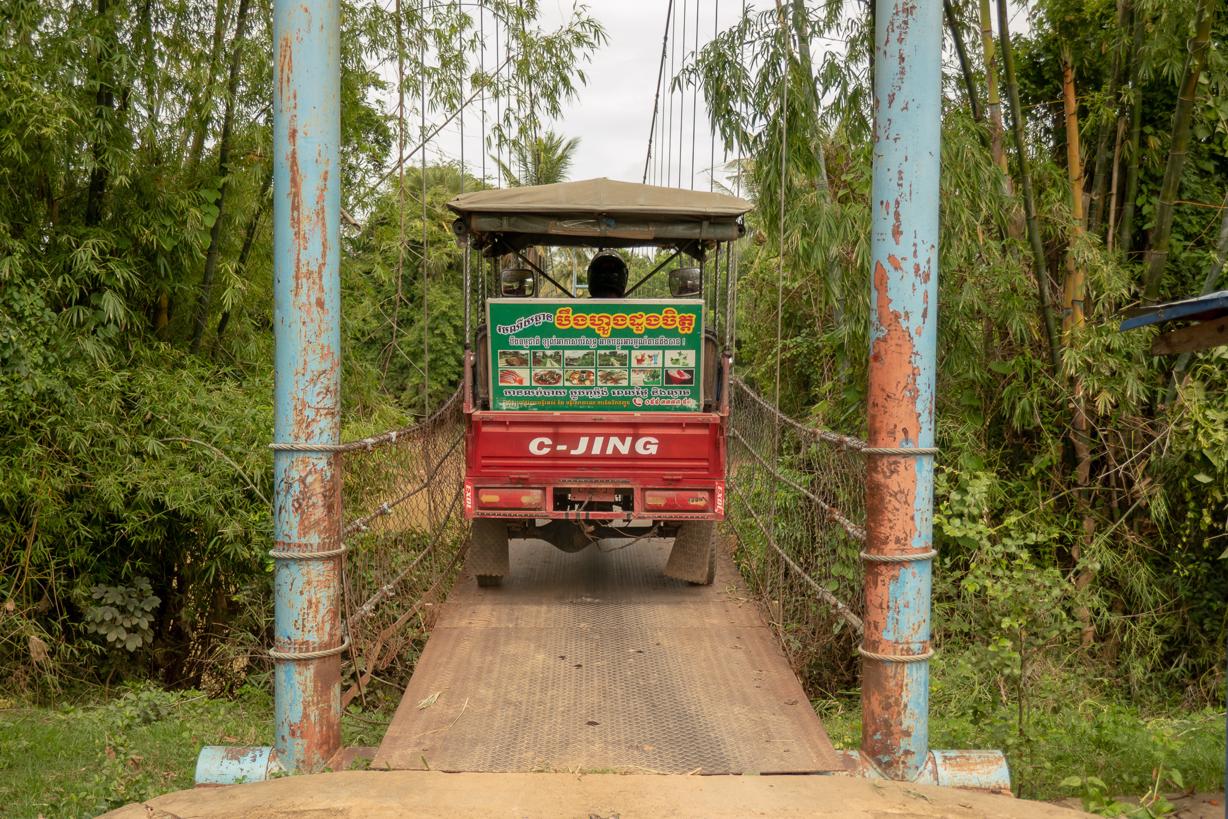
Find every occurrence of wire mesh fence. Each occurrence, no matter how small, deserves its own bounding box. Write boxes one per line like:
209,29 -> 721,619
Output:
338,390 -> 468,707
727,378 -> 867,693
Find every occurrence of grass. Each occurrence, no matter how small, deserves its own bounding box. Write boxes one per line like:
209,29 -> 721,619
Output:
0,681 -> 397,819
1,668 -> 1221,816
817,687 -> 1226,805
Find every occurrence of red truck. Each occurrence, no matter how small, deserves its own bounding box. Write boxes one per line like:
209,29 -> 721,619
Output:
448,178 -> 750,586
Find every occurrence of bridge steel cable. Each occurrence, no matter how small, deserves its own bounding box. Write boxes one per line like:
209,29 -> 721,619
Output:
677,0 -> 688,189
418,0 -> 431,417
689,0 -> 699,189
643,0 -> 676,184
667,0 -> 677,187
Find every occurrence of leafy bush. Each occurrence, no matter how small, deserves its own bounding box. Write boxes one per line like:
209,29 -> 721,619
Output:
83,578 -> 160,653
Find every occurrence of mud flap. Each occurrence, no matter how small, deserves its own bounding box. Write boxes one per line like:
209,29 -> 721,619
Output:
536,520 -> 591,553
664,521 -> 716,585
469,518 -> 510,583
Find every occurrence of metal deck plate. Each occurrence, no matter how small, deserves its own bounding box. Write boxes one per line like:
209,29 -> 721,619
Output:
373,538 -> 841,774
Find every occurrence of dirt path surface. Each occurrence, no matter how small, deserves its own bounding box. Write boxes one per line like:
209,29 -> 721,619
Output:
104,770 -> 1093,818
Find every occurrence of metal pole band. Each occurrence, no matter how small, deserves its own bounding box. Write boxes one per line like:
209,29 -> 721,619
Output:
268,545 -> 348,560
860,549 -> 938,563
860,446 -> 939,456
269,637 -> 350,662
269,441 -> 347,452
859,646 -> 935,663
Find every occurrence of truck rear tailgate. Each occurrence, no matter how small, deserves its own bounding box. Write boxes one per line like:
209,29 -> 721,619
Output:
467,412 -> 724,482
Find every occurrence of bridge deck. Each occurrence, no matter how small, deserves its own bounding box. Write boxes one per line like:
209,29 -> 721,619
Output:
373,537 -> 841,775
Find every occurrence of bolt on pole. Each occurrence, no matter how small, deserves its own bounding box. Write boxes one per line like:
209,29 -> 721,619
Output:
271,0 -> 344,773
861,0 -> 942,782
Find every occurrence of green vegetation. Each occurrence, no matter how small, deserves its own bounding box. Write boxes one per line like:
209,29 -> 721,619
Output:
0,683 -> 396,817
0,685 -> 270,817
819,693 -> 1225,804
0,0 -> 603,691
1,0 -> 1224,812
688,0 -> 1226,804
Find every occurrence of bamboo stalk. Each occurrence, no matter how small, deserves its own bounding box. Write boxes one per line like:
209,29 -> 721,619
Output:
1087,0 -> 1131,237
791,0 -> 829,193
1106,117 -> 1126,253
978,0 -> 1009,179
1061,50 -> 1096,648
189,0 -> 254,353
1116,6 -> 1147,254
1142,0 -> 1214,300
1061,50 -> 1086,337
998,0 -> 1061,371
945,0 -> 982,122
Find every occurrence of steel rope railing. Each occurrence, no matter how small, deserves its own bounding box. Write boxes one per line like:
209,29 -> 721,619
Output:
728,426 -> 867,542
727,479 -> 864,634
727,377 -> 868,673
336,388 -> 469,699
732,375 -> 869,452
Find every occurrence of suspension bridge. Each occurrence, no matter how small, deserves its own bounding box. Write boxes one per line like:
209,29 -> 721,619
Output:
113,0 -> 1078,814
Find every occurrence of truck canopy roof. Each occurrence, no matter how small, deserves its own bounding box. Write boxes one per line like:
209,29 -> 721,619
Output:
447,178 -> 752,256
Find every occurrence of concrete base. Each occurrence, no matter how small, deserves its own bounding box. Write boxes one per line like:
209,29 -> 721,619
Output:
107,770 -> 1089,818
196,745 -> 377,785
195,746 -> 280,785
838,749 -> 1012,793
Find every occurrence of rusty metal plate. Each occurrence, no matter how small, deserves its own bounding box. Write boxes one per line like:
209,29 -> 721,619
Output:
373,538 -> 841,774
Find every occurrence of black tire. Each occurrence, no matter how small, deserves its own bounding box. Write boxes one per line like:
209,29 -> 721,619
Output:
664,520 -> 716,586
469,518 -> 510,586
690,534 -> 717,586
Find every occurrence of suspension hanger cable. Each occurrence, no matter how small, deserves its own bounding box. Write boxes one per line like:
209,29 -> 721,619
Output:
769,0 -> 791,632
361,54 -> 511,202
678,0 -> 689,189
667,0 -> 677,187
643,0 -> 677,184
690,0 -> 699,189
384,0 -> 409,384
420,0 -> 430,417
494,9 -> 502,186
710,1 -> 721,332
459,0 -> 471,349
710,0 -> 718,193
480,0 -> 486,188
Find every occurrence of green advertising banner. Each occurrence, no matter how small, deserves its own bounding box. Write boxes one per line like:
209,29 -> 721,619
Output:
487,298 -> 704,412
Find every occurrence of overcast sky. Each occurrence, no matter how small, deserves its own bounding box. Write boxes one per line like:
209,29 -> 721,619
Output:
406,1 -> 777,191
403,0 -> 1030,190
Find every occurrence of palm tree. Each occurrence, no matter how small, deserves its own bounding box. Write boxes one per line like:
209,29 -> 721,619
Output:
493,131 -> 580,187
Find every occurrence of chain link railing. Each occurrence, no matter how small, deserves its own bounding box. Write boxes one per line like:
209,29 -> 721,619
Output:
727,377 -> 867,689
337,390 -> 467,707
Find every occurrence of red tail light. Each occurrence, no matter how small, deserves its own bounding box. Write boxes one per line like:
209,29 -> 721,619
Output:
644,489 -> 712,512
476,487 -> 544,510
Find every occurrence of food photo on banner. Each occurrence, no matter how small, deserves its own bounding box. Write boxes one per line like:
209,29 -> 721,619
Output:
487,299 -> 704,412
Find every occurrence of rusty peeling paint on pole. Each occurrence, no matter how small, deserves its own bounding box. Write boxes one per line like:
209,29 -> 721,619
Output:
271,0 -> 343,773
861,0 -> 941,782
195,0 -> 343,784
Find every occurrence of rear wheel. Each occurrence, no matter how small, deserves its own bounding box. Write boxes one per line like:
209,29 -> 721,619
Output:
693,533 -> 717,586
469,518 -> 510,588
664,521 -> 716,586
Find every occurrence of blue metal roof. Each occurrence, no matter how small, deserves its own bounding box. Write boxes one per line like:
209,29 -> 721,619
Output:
1119,290 -> 1228,331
